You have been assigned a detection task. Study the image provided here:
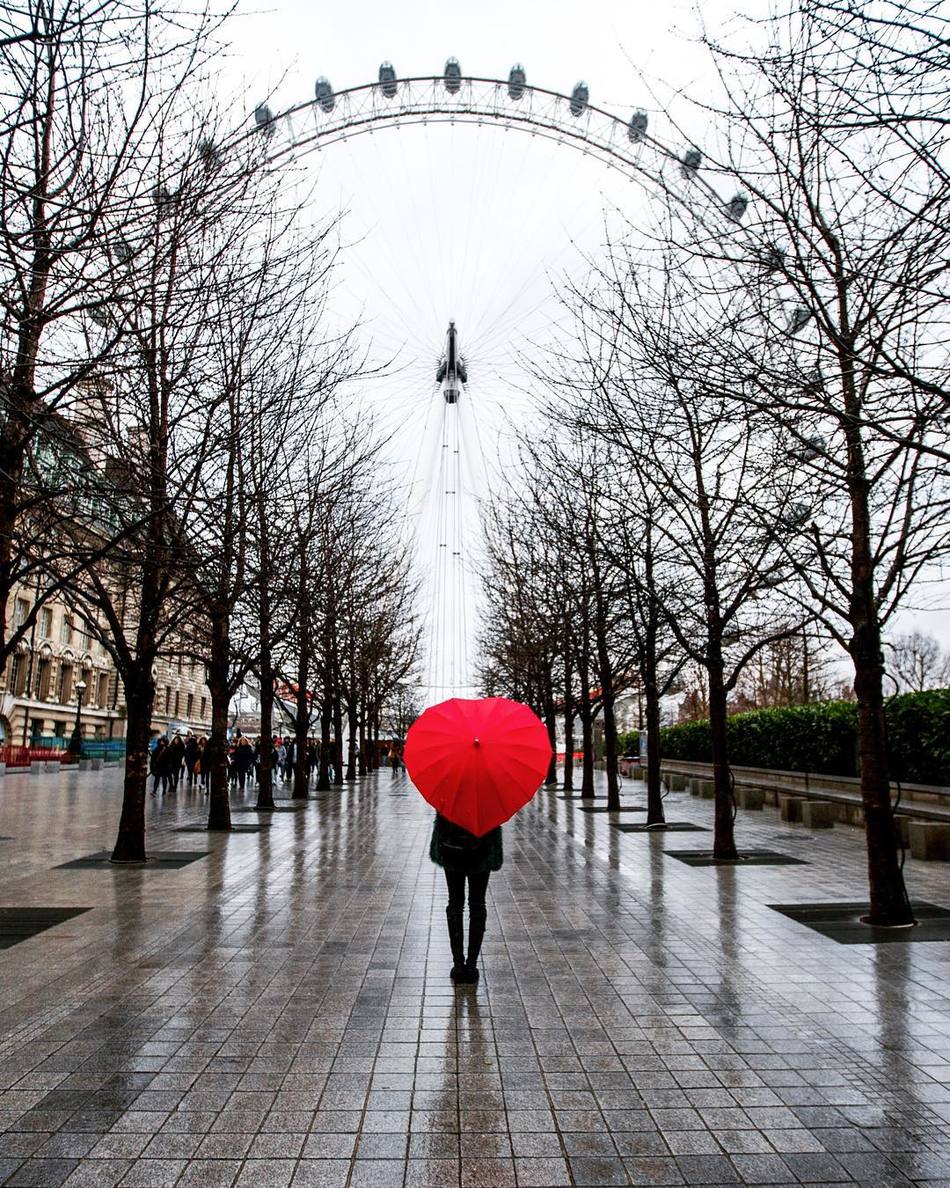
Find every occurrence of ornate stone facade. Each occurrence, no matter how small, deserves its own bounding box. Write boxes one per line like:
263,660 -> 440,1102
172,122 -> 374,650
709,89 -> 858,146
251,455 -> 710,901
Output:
1,588 -> 212,746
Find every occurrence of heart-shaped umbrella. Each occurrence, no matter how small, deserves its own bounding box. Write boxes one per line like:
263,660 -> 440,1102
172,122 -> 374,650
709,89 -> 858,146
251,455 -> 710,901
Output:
404,696 -> 552,836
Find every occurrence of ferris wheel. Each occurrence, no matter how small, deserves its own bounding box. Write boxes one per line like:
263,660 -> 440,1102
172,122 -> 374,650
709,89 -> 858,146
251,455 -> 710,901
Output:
245,61 -> 758,705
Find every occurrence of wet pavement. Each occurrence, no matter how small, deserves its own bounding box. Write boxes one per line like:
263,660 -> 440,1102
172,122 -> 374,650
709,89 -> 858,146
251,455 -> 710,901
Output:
0,766 -> 948,1188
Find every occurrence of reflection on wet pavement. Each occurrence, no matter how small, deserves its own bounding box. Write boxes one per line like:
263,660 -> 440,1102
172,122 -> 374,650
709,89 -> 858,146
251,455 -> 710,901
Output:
0,766 -> 948,1187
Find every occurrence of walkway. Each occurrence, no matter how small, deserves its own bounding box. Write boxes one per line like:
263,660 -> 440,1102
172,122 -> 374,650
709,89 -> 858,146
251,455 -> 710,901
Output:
0,767 -> 948,1187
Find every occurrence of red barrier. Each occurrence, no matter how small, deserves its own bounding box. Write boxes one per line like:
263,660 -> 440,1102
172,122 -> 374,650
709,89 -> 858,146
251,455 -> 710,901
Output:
0,745 -> 66,768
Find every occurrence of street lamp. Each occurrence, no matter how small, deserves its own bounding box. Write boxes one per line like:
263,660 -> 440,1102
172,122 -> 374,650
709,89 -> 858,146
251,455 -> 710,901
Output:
69,680 -> 87,757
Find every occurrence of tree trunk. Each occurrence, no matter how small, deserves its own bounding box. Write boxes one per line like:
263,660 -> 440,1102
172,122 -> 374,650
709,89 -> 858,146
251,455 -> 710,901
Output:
562,645 -> 574,792
594,628 -> 621,811
345,698 -> 358,781
543,672 -> 558,786
643,679 -> 665,827
644,616 -> 665,826
111,673 -> 154,862
255,663 -> 275,809
316,686 -> 332,791
206,620 -> 232,830
578,640 -> 595,799
841,346 -> 914,924
708,652 -> 737,860
331,687 -> 344,787
358,703 -> 367,776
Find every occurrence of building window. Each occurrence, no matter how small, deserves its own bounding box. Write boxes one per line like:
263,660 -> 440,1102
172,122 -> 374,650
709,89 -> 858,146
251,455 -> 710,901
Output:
8,653 -> 26,696
13,597 -> 29,628
60,616 -> 72,646
177,655 -> 184,674
173,690 -> 180,716
97,672 -> 110,707
58,664 -> 73,705
39,608 -> 52,639
53,720 -> 66,739
200,696 -> 207,719
186,693 -> 193,718
164,686 -> 171,714
34,658 -> 51,700
30,718 -> 43,740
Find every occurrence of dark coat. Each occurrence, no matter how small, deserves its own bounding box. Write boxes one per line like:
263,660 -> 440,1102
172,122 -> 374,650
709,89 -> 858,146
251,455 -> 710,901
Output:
233,743 -> 255,772
429,814 -> 503,874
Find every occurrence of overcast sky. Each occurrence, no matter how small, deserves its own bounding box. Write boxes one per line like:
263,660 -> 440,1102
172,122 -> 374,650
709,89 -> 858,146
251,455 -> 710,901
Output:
221,0 -> 950,694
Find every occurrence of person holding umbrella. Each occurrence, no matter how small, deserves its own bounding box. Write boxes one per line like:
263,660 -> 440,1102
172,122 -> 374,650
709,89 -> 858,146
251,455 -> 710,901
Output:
430,813 -> 503,984
405,696 -> 551,988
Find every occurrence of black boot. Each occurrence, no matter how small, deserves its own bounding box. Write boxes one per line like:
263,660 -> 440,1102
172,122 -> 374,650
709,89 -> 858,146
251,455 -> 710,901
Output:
461,905 -> 486,984
446,906 -> 466,983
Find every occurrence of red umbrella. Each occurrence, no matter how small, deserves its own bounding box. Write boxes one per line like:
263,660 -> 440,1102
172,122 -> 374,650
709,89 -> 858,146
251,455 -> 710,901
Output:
404,696 -> 552,836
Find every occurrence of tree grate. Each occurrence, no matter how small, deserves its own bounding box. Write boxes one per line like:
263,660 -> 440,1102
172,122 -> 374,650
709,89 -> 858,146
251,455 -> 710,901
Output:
56,852 -> 208,869
174,823 -> 272,833
0,907 -> 91,949
613,822 -> 710,833
769,901 -> 950,944
665,849 -> 807,866
229,805 -> 307,813
576,804 -> 648,813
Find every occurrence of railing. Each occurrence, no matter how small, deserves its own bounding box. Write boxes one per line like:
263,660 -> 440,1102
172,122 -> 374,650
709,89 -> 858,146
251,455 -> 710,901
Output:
1,739 -> 125,767
80,740 -> 126,761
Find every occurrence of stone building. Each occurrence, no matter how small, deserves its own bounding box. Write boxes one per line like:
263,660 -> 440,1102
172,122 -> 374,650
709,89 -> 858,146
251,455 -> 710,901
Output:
1,588 -> 212,748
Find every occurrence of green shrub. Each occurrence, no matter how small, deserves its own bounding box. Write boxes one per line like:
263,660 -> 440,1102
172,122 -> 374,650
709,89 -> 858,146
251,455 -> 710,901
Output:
617,729 -> 640,755
885,689 -> 950,785
656,690 -> 949,786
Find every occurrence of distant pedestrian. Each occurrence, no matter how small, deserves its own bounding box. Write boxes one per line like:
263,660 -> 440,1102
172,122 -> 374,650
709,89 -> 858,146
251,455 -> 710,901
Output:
168,733 -> 185,791
150,737 -> 171,795
232,736 -> 255,792
196,736 -> 210,790
185,733 -> 200,785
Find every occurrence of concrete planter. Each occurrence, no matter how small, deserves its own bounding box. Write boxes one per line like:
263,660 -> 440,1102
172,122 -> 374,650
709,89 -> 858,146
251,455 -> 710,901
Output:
45,761 -> 61,772
91,758 -> 103,771
0,762 -> 5,777
737,786 -> 765,810
30,760 -> 45,774
78,759 -> 92,772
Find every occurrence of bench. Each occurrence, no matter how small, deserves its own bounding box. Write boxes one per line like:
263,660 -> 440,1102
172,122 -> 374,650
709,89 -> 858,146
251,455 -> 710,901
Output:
737,786 -> 764,810
909,822 -> 950,861
779,794 -> 805,822
801,799 -> 836,829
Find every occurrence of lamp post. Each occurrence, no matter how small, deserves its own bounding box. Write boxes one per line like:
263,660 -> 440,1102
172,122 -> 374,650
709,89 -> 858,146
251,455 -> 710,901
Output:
69,680 -> 87,757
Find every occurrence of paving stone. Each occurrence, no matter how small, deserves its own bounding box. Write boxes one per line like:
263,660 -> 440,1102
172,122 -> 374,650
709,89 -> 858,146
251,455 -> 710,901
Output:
0,769 -> 949,1188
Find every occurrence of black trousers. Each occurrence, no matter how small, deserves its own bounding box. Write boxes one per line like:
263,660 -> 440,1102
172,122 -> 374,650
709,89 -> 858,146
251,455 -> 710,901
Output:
444,867 -> 490,914
444,867 -> 490,967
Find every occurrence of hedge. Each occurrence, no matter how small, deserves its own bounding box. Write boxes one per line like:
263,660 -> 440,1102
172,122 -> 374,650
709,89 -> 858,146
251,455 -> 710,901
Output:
649,690 -> 950,786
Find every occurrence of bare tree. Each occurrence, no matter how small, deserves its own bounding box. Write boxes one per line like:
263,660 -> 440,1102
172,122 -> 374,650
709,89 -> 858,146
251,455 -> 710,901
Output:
887,631 -> 950,693
0,0 -> 228,673
680,3 -> 950,920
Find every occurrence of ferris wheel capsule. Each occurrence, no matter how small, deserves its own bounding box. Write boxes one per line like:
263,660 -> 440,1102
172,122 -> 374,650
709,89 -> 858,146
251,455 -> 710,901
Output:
444,57 -> 462,93
725,193 -> 748,222
681,147 -> 702,178
253,103 -> 275,137
627,110 -> 648,141
508,64 -> 526,100
315,76 -> 335,113
379,61 -> 398,98
570,81 -> 589,116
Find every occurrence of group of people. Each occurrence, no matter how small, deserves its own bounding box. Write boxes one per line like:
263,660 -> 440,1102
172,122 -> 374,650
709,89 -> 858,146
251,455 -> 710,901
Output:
148,731 -> 345,795
149,733 -> 209,795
